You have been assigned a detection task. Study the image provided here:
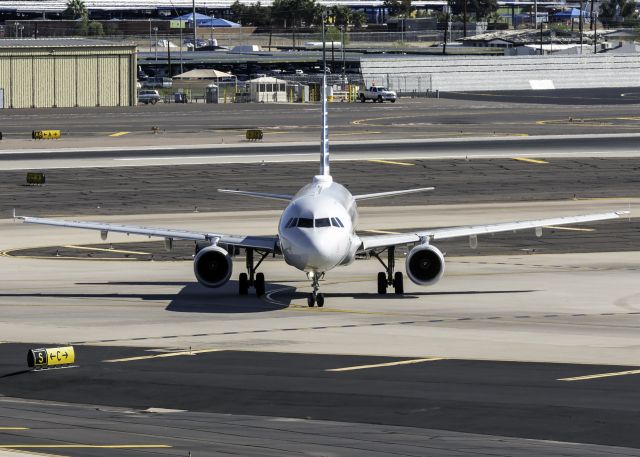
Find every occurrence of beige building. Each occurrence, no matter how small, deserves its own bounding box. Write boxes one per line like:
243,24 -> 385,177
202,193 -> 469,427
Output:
0,38 -> 136,109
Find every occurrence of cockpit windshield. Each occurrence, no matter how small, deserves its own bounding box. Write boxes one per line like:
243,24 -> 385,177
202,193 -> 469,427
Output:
285,217 -> 344,228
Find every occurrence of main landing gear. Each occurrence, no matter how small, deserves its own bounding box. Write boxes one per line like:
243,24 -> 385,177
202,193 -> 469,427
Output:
307,272 -> 325,308
238,247 -> 269,297
371,246 -> 404,295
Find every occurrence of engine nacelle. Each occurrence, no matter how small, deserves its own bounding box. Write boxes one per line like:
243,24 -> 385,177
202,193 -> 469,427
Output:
406,244 -> 445,286
193,245 -> 233,288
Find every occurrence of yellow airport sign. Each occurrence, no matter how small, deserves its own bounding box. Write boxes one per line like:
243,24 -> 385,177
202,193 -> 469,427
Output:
27,346 -> 75,369
32,130 -> 61,140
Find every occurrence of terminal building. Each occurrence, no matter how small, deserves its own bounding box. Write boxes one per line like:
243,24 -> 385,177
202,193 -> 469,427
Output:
0,38 -> 137,108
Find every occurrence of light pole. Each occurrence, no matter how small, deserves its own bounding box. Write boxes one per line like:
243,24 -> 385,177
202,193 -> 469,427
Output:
18,24 -> 24,38
339,25 -> 346,86
149,18 -> 152,51
153,26 -> 158,61
14,22 -> 20,38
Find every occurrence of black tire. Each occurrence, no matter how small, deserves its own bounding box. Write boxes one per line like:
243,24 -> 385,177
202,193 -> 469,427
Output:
255,272 -> 265,296
317,293 -> 324,307
393,272 -> 404,294
239,273 -> 249,295
359,94 -> 366,103
377,272 -> 387,294
391,99 -> 396,103
377,96 -> 383,103
307,294 -> 315,307
151,99 -> 158,105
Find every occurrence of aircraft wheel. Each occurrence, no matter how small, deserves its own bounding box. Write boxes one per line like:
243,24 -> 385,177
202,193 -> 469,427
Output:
239,273 -> 249,295
255,272 -> 265,296
377,272 -> 387,294
317,293 -> 325,307
393,272 -> 404,294
307,294 -> 315,307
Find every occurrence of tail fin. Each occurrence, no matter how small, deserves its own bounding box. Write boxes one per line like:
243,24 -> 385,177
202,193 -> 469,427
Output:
320,18 -> 330,176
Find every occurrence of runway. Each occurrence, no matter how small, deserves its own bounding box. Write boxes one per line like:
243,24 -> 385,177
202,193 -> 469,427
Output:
1,101 -> 640,455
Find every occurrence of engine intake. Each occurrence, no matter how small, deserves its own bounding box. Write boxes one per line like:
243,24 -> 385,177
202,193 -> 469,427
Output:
406,244 -> 445,286
193,245 -> 233,288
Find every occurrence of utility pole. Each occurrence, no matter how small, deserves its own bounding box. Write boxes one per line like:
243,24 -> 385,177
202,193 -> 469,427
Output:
593,11 -> 598,53
533,0 -> 538,31
579,0 -> 584,53
590,0 -> 595,29
463,0 -> 467,38
442,5 -> 450,55
192,0 -> 197,51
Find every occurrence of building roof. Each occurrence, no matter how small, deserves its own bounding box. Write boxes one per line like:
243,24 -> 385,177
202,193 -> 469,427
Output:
248,76 -> 287,83
0,38 -> 134,48
460,29 -> 587,45
174,69 -> 234,79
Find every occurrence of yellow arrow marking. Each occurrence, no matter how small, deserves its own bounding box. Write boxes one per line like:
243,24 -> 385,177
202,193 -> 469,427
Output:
559,369 -> 640,382
327,357 -> 445,372
368,159 -> 415,166
513,157 -> 548,164
109,131 -> 130,137
104,348 -> 222,363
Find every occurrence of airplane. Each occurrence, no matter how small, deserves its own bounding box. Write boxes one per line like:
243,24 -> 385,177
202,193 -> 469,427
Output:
13,67 -> 628,308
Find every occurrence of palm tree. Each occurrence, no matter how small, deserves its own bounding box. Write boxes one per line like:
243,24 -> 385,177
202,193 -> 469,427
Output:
64,0 -> 88,20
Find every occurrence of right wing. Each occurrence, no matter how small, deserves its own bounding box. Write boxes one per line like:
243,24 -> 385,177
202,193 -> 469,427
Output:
218,189 -> 292,202
17,215 -> 277,251
359,210 -> 629,251
354,187 -> 434,201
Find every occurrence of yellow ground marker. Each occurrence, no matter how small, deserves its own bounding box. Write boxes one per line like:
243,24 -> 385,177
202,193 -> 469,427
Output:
364,229 -> 401,235
104,348 -> 222,363
368,159 -> 415,166
0,427 -> 29,430
513,157 -> 548,164
544,225 -> 595,232
109,131 -> 130,137
559,369 -> 640,382
64,245 -> 150,256
327,357 -> 445,372
0,445 -> 171,449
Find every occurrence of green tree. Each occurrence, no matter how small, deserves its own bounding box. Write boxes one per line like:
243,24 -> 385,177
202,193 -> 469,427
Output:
88,21 -> 103,36
448,0 -> 497,20
351,11 -> 368,28
383,0 -> 413,17
271,0 -> 322,27
599,0 -> 638,26
231,1 -> 272,26
330,5 -> 352,26
64,0 -> 88,20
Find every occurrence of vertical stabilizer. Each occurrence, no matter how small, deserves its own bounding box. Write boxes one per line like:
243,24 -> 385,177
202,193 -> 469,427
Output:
320,16 -> 330,176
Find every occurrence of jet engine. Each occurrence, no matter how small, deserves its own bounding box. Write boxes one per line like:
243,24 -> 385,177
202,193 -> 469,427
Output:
193,245 -> 233,288
405,244 -> 445,286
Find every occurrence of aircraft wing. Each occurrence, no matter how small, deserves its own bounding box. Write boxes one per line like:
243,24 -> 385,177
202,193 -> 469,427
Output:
358,211 -> 629,251
17,215 -> 278,251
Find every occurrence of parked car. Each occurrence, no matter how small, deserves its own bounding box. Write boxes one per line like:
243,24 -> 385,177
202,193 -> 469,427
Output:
358,86 -> 397,103
138,90 -> 161,105
142,77 -> 172,89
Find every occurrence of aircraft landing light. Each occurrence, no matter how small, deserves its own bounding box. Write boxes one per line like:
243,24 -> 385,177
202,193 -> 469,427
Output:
326,357 -> 446,372
513,157 -> 549,164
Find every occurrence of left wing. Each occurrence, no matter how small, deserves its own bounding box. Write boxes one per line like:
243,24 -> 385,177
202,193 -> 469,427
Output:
359,211 -> 629,251
16,215 -> 277,251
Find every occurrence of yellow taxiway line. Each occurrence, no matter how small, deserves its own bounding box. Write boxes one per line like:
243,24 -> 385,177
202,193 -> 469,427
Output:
109,131 -> 130,137
559,369 -> 640,382
103,348 -> 223,363
368,159 -> 415,166
513,157 -> 548,164
63,245 -> 150,255
0,427 -> 29,430
327,357 -> 445,372
363,229 -> 401,235
544,225 -> 595,232
0,445 -> 171,449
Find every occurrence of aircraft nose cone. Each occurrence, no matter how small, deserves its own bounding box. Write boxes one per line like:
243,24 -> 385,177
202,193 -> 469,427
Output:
298,230 -> 345,270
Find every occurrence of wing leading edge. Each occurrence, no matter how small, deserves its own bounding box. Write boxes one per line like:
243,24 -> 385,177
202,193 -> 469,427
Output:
359,211 -> 629,251
17,215 -> 277,251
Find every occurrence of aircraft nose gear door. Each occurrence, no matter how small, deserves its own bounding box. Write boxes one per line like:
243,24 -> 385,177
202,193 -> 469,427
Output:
307,271 -> 325,307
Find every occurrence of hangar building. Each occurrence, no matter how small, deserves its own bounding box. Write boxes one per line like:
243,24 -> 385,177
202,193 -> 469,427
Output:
0,38 -> 137,109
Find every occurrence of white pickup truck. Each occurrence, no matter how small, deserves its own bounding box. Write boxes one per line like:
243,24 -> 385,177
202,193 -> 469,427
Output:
358,86 -> 397,103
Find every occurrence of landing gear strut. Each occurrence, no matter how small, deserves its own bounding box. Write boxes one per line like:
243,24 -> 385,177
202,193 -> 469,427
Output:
307,272 -> 325,308
372,246 -> 404,295
239,247 -> 269,297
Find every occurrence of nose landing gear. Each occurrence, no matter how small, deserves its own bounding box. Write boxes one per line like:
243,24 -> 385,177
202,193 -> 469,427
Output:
307,272 -> 325,307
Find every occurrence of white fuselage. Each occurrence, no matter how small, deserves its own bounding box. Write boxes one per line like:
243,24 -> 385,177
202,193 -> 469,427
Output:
278,175 -> 360,273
